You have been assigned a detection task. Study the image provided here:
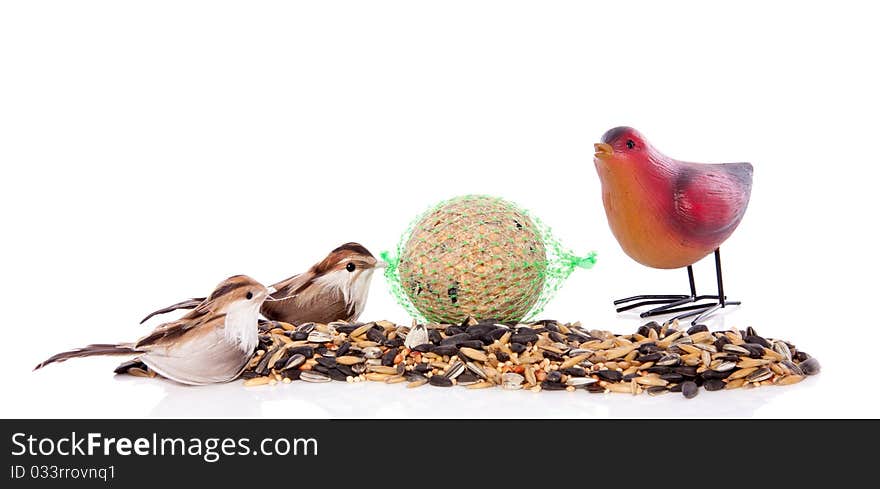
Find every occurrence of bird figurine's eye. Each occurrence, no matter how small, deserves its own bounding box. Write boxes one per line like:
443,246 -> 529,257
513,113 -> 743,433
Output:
346,263 -> 356,272
246,291 -> 254,300
626,139 -> 636,149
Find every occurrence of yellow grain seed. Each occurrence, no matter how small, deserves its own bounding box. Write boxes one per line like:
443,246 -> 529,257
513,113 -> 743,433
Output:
728,367 -> 757,380
635,376 -> 668,387
336,356 -> 365,366
407,379 -> 428,388
737,358 -> 770,369
622,366 -> 639,376
725,378 -> 746,389
385,375 -> 407,384
244,377 -> 271,387
499,331 -> 511,345
689,331 -> 712,343
365,373 -> 391,382
460,347 -> 488,362
770,363 -> 786,376
605,383 -> 631,394
466,381 -> 494,389
776,375 -> 805,386
351,323 -> 373,338
560,354 -> 589,370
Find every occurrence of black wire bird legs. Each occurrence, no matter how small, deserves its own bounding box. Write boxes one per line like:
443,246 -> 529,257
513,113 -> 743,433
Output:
613,248 -> 740,325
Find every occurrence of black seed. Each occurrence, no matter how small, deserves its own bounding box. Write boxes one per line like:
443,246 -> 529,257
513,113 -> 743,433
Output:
647,386 -> 669,395
745,335 -> 771,349
636,325 -> 652,337
800,357 -> 821,375
254,349 -> 276,374
542,350 -> 564,362
515,326 -> 536,335
335,365 -> 354,377
465,324 -> 494,337
701,369 -> 732,380
428,329 -> 442,344
668,383 -> 683,393
682,381 -> 699,398
314,346 -> 330,357
239,371 -> 260,380
312,364 -> 330,374
646,366 -> 671,375
546,371 -> 562,383
637,352 -> 662,363
795,351 -> 809,362
336,341 -> 350,357
511,333 -> 538,344
743,343 -> 766,358
456,372 -> 479,384
432,344 -> 458,356
687,324 -> 709,335
288,346 -> 314,358
405,371 -> 426,381
661,373 -> 684,383
645,321 -> 662,332
445,326 -> 465,336
638,342 -> 659,354
485,327 -> 509,342
704,379 -> 725,391
382,348 -> 399,367
366,327 -> 385,343
292,331 -> 309,341
316,357 -> 336,368
673,366 -> 698,377
597,370 -> 623,382
562,366 -> 586,377
440,333 -> 470,346
745,326 -> 758,337
714,336 -> 731,351
509,343 -> 527,353
384,337 -> 404,348
567,332 -> 590,343
335,324 -> 359,335
414,363 -> 431,374
622,373 -> 639,381
549,331 -> 566,343
587,383 -> 606,393
429,376 -> 453,387
447,286 -> 458,304
328,369 -> 348,381
283,370 -> 302,381
458,340 -> 485,349
413,343 -> 434,353
541,381 -> 566,391
495,351 -> 510,363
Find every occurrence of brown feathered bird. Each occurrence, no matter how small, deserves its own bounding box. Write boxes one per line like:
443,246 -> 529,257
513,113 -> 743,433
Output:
35,275 -> 270,385
140,243 -> 384,326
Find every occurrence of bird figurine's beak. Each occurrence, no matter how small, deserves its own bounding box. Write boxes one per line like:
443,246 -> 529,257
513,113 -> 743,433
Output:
594,143 -> 614,159
374,260 -> 388,269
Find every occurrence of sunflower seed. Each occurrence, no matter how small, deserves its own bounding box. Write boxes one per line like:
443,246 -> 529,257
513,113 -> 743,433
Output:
301,371 -> 331,383
800,357 -> 821,376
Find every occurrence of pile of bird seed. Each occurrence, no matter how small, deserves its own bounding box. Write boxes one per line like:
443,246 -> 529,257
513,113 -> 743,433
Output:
224,318 -> 820,399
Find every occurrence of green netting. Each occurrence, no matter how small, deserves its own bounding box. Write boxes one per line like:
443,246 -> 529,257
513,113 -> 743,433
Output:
382,194 -> 596,323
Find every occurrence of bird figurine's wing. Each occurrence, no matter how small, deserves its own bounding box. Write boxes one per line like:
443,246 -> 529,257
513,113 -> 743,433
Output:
261,271 -> 350,324
671,162 -> 753,242
139,298 -> 206,324
135,309 -> 221,350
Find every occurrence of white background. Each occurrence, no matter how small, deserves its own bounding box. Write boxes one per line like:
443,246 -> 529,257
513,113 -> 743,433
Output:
1,1 -> 877,418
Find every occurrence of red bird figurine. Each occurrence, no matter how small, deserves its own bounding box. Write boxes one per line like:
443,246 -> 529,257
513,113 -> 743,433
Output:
593,126 -> 753,323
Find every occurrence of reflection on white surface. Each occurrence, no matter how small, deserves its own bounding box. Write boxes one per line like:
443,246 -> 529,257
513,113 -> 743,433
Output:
8,305 -> 856,419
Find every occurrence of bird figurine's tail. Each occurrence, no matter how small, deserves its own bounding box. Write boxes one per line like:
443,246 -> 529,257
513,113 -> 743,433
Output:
34,343 -> 140,371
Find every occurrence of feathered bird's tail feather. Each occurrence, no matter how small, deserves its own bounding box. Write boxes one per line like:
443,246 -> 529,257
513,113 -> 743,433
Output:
34,343 -> 139,371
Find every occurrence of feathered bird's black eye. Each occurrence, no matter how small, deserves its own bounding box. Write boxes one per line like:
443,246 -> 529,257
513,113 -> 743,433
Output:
626,139 -> 635,149
246,291 -> 253,300
346,263 -> 356,272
